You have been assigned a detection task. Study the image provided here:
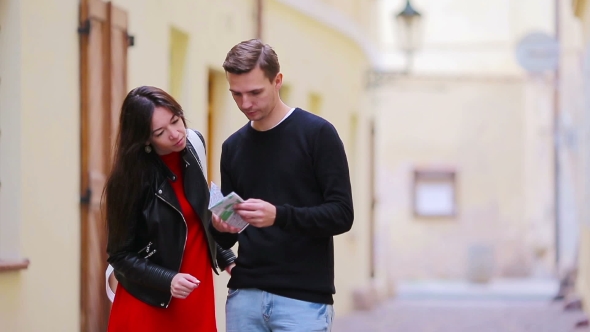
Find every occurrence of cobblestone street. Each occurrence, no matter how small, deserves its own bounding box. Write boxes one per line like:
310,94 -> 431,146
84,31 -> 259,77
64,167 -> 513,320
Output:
333,299 -> 590,332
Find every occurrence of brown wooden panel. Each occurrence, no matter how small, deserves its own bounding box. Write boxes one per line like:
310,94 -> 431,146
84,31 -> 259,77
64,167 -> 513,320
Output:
110,5 -> 128,30
108,2 -> 128,154
80,0 -> 110,331
87,0 -> 107,21
80,1 -> 128,331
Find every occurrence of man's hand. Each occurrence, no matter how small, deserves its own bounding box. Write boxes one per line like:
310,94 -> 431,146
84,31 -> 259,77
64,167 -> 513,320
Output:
234,199 -> 276,228
211,213 -> 241,233
170,273 -> 199,299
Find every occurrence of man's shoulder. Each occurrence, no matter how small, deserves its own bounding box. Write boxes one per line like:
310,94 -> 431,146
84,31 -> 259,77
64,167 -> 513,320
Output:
292,108 -> 333,130
223,122 -> 250,146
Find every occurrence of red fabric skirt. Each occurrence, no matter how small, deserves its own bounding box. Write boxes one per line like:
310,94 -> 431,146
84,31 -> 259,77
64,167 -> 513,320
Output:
107,216 -> 217,332
108,151 -> 217,331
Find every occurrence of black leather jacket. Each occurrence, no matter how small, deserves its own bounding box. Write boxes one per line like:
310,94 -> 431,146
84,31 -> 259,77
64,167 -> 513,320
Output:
107,137 -> 236,308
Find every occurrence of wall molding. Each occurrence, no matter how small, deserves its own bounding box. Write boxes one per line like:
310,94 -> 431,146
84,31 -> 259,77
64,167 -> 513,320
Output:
274,0 -> 382,68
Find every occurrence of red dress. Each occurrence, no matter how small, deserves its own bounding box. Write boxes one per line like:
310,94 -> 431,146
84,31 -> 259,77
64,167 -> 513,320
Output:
108,151 -> 217,332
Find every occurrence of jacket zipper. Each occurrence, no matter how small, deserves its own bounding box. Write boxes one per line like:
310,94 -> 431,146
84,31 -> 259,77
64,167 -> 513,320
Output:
155,193 -> 188,308
138,241 -> 155,258
138,242 -> 152,254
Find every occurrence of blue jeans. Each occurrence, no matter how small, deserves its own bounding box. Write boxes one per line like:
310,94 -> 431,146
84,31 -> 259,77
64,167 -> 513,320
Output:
226,288 -> 334,332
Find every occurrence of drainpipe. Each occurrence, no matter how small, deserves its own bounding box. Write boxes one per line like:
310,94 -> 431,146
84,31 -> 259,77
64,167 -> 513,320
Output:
553,0 -> 561,270
256,0 -> 263,39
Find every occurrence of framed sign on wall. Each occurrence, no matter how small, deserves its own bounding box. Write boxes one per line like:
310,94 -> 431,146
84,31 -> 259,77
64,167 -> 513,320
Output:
412,167 -> 457,218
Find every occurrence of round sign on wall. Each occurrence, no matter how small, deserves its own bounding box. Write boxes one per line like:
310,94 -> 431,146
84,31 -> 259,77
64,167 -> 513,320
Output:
515,32 -> 560,73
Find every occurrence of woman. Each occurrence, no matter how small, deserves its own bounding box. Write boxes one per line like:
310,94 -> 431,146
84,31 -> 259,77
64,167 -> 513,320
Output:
105,86 -> 235,332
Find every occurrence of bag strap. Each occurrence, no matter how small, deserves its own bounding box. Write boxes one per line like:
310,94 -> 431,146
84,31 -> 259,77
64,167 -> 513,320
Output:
186,128 -> 207,181
106,264 -> 115,302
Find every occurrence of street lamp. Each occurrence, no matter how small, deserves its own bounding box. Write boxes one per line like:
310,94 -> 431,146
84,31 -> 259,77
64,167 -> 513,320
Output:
366,0 -> 423,88
395,0 -> 422,73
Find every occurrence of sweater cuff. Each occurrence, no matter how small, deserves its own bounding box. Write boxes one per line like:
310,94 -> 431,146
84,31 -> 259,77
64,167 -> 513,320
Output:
209,222 -> 222,237
274,205 -> 288,229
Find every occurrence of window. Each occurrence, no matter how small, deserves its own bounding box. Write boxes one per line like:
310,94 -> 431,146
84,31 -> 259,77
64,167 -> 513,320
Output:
308,92 -> 322,115
169,26 -> 190,104
412,167 -> 457,218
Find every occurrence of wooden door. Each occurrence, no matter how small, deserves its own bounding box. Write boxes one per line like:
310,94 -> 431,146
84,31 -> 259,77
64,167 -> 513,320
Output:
79,1 -> 128,331
207,71 -> 215,182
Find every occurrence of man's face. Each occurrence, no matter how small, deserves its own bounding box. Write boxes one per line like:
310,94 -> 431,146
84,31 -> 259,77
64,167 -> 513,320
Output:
227,66 -> 281,122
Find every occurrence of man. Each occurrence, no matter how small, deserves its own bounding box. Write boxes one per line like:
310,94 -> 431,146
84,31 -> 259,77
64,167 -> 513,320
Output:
210,39 -> 353,332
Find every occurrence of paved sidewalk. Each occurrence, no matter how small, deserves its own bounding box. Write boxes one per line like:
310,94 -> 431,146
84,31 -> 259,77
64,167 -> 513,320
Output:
333,279 -> 588,332
333,299 -> 589,332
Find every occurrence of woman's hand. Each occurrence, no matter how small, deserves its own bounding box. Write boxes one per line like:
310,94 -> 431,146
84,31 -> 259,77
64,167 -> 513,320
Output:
170,273 -> 200,299
211,213 -> 241,233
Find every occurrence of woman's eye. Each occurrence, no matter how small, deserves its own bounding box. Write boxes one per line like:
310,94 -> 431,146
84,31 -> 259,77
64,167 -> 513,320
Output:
172,118 -> 179,124
155,131 -> 163,137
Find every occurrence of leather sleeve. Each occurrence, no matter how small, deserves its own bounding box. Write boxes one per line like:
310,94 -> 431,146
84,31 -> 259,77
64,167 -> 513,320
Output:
106,200 -> 176,292
108,247 -> 177,292
215,243 -> 236,270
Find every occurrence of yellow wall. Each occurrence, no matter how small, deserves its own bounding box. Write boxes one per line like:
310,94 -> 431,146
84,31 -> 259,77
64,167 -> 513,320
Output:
374,77 -> 539,280
264,0 -> 374,313
0,0 -> 81,331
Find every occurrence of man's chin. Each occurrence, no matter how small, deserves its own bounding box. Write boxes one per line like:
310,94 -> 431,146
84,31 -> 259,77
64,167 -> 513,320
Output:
243,110 -> 259,120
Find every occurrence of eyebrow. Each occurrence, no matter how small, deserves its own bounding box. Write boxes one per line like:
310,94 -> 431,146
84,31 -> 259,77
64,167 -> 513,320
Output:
229,88 -> 263,94
152,114 -> 178,134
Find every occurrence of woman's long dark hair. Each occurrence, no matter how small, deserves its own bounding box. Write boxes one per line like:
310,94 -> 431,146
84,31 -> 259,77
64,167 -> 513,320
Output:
104,86 -> 186,250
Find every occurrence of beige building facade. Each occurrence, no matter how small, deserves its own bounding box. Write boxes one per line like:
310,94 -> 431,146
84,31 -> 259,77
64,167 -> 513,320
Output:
0,0 -> 380,331
373,0 -> 562,281
571,0 -> 590,313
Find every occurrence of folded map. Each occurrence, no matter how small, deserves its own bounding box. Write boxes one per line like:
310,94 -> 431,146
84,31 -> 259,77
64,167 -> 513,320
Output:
208,182 -> 249,233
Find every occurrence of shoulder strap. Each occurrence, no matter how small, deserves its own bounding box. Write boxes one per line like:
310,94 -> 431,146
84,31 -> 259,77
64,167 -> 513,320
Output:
186,129 -> 208,181
106,264 -> 115,302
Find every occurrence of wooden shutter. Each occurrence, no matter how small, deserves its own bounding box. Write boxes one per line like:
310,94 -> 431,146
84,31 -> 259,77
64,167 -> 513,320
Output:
79,1 -> 128,331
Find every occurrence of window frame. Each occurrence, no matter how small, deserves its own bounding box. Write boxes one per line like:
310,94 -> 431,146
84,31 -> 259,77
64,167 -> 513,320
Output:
412,167 -> 458,219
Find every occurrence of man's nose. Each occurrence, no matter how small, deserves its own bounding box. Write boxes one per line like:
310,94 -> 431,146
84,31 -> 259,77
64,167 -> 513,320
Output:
241,96 -> 252,109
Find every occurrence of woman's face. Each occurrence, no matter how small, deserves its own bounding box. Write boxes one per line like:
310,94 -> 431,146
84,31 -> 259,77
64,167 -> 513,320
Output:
148,106 -> 186,155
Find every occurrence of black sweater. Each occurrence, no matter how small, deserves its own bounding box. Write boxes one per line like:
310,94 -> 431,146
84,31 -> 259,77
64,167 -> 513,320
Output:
211,108 -> 354,304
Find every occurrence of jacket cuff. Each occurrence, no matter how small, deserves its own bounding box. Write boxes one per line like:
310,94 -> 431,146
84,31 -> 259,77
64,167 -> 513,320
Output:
216,245 -> 237,270
153,267 -> 176,292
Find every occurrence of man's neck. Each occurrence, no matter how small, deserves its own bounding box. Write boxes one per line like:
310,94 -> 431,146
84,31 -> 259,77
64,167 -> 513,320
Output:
252,102 -> 291,131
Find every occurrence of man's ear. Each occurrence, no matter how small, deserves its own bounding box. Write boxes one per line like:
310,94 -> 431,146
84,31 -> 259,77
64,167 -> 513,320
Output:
275,72 -> 283,90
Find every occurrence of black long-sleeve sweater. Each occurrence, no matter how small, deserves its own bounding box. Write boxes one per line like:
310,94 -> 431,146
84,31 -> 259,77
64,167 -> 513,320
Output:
211,108 -> 354,304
